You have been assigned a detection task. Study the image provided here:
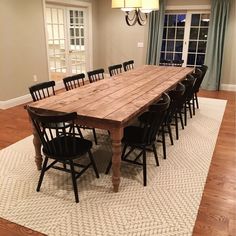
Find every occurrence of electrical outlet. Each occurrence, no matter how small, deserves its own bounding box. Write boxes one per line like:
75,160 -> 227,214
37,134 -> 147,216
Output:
33,75 -> 38,82
137,42 -> 144,48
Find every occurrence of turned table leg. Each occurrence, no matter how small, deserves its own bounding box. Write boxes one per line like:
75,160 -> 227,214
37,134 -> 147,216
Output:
110,127 -> 123,192
31,123 -> 43,170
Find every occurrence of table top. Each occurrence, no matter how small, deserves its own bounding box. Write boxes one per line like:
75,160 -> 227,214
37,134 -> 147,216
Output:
29,65 -> 193,129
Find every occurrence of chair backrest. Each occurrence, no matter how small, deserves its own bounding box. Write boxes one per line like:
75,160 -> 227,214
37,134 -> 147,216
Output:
159,59 -> 172,66
27,107 -> 79,158
159,59 -> 183,67
63,73 -> 85,91
123,60 -> 134,72
143,93 -> 170,145
192,68 -> 203,93
172,59 -> 184,67
108,64 -> 122,76
87,69 -> 105,83
29,81 -> 56,102
167,83 -> 186,119
200,64 -> 208,78
180,75 -> 196,103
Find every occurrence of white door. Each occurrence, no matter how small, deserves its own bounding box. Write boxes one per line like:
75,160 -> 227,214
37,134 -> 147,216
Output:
45,5 -> 89,81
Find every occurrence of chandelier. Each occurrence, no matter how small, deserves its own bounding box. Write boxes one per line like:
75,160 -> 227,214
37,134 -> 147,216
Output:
112,0 -> 159,26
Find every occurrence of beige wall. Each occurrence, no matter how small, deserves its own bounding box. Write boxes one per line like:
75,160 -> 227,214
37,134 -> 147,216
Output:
94,0 -> 148,72
0,0 -> 49,101
221,0 -> 236,85
166,0 -> 210,6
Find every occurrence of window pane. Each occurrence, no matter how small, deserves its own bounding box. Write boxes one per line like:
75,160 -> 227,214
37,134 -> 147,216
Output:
174,53 -> 182,61
160,53 -> 165,60
201,14 -> 210,26
52,9 -> 58,23
187,54 -> 196,65
198,41 -> 207,53
163,28 -> 167,38
175,41 -> 183,52
166,53 -> 173,60
167,28 -> 175,39
176,28 -> 184,39
168,15 -> 176,26
199,28 -> 208,40
70,28 -> 74,37
177,14 -> 186,27
164,15 -> 168,26
190,28 -> 199,40
81,28 -> 84,37
167,41 -> 174,51
191,14 -> 200,26
188,41 -> 197,53
161,40 -> 166,51
196,54 -> 205,65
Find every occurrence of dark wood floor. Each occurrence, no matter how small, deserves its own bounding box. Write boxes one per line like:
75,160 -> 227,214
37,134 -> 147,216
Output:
0,90 -> 235,236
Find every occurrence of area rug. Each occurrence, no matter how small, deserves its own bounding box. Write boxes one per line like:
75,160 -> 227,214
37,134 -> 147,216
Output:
0,97 -> 226,236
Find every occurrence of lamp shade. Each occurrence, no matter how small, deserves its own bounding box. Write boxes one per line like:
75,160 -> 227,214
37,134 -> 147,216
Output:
112,0 -> 142,8
141,0 -> 159,10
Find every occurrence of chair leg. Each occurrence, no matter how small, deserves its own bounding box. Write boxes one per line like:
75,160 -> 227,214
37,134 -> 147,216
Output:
167,124 -> 174,145
184,103 -> 187,126
188,101 -> 192,118
36,156 -> 49,192
195,93 -> 199,109
69,160 -> 79,203
192,98 -> 196,116
92,128 -> 98,145
152,144 -> 159,166
143,149 -> 147,186
175,112 -> 179,140
179,112 -> 184,130
161,125 -> 166,159
88,150 -> 99,178
76,126 -> 84,138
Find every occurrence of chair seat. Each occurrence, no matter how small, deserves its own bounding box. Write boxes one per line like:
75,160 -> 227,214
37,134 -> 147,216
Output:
123,126 -> 154,147
43,136 -> 92,160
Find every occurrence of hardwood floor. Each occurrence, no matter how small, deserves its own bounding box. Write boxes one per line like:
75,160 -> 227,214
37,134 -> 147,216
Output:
0,90 -> 235,236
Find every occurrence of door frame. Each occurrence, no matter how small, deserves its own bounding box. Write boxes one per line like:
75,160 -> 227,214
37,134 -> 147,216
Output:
42,0 -> 93,82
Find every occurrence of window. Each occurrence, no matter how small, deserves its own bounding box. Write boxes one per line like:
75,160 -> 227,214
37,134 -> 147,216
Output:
160,12 -> 210,67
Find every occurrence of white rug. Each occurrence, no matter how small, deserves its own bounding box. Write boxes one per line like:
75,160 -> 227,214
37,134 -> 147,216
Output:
0,97 -> 226,236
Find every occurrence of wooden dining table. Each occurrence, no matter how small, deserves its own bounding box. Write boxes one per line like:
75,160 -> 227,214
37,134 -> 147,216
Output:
28,65 -> 193,192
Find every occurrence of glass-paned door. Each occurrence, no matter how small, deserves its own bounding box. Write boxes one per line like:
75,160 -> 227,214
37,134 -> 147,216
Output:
46,5 -> 89,81
68,9 -> 86,74
160,12 -> 210,67
187,14 -> 210,67
161,14 -> 186,62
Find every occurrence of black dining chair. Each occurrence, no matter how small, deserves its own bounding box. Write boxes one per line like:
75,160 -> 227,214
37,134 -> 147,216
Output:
167,83 -> 186,140
192,65 -> 208,109
105,93 -> 170,186
123,60 -> 134,72
63,73 -> 85,91
87,69 -> 105,83
63,73 -> 98,145
108,64 -> 122,77
27,107 -> 99,203
29,81 -> 56,102
178,75 -> 196,126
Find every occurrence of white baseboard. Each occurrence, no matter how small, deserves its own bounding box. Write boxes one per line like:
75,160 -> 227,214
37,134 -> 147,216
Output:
220,84 -> 236,91
0,81 -> 65,110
